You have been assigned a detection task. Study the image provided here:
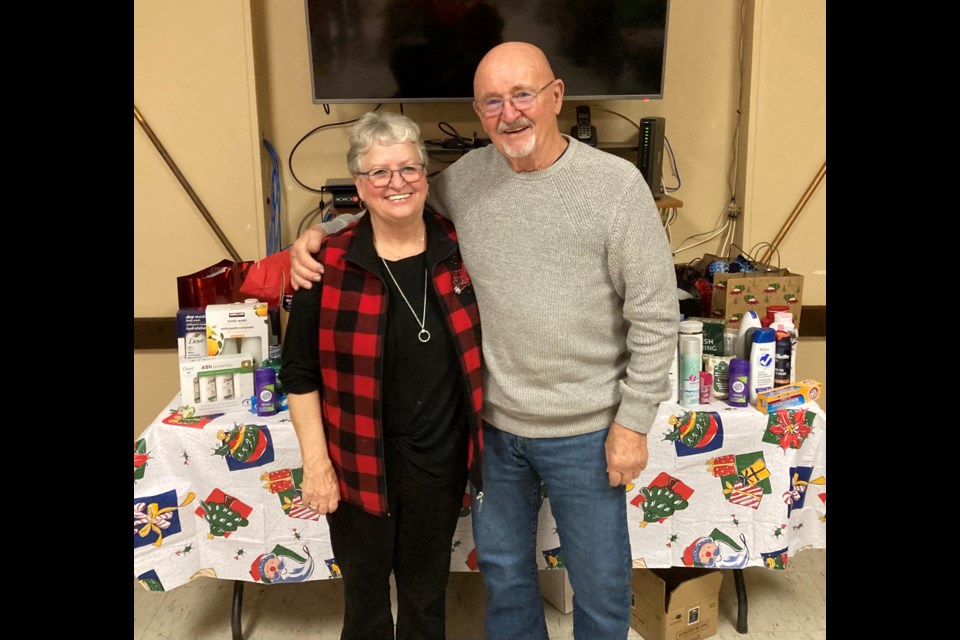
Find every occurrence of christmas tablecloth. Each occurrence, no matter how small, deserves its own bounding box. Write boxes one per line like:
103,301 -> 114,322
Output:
134,397 -> 826,592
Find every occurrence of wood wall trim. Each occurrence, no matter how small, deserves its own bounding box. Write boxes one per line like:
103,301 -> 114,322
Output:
133,317 -> 180,351
134,305 -> 826,351
797,306 -> 825,339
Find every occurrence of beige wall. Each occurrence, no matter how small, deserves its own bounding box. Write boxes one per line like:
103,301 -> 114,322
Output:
740,0 -> 826,306
134,0 -> 268,431
134,351 -> 181,439
257,0 -> 745,259
796,338 -> 826,410
134,0 -> 266,319
739,0 -> 826,397
134,0 -> 826,433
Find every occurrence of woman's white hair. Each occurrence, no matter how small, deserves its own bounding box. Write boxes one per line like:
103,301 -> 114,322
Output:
347,111 -> 428,175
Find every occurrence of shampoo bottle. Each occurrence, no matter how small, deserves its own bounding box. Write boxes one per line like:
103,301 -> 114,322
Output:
748,328 -> 776,404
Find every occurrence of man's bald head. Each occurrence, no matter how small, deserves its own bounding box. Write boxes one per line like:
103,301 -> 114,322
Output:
472,42 -> 567,172
473,42 -> 555,98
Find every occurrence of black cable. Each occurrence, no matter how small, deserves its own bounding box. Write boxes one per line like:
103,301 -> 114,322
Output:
297,193 -> 328,238
663,136 -> 682,192
288,104 -> 382,193
438,121 -> 472,148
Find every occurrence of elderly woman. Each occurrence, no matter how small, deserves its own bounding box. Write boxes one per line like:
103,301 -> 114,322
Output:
279,111 -> 483,640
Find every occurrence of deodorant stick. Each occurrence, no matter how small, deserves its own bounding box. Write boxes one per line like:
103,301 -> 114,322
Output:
728,358 -> 750,407
254,367 -> 278,416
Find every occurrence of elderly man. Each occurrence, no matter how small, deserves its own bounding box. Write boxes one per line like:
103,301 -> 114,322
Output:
290,42 -> 678,640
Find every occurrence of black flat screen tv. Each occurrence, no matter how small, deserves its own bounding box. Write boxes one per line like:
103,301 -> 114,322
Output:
305,0 -> 669,104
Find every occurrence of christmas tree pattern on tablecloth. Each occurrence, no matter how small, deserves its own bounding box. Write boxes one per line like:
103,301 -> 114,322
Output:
762,408 -> 815,452
195,489 -> 252,539
213,424 -> 275,470
664,411 -> 724,456
134,438 -> 149,481
133,489 -> 197,548
630,472 -> 694,526
137,569 -> 164,592
261,468 -> 321,521
706,452 -> 772,509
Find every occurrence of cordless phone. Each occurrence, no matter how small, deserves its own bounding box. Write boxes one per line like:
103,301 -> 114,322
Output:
571,106 -> 598,146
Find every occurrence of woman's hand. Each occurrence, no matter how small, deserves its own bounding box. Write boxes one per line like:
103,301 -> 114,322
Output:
287,392 -> 338,513
300,462 -> 340,514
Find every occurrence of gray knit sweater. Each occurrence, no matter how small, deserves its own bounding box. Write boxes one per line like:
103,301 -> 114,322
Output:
326,136 -> 678,437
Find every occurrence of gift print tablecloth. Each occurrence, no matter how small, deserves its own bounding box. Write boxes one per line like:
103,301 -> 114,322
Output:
134,397 -> 826,591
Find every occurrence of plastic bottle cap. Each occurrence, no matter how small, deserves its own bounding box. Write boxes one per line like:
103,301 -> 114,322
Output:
254,367 -> 277,384
773,311 -> 793,324
679,320 -> 703,333
751,327 -> 776,343
729,358 -> 749,374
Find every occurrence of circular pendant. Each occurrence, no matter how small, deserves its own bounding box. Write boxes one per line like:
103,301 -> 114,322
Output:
418,329 -> 431,343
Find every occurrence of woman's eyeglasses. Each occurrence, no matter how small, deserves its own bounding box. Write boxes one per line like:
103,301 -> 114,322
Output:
356,164 -> 426,187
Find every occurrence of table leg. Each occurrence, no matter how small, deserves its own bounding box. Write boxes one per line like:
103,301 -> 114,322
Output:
232,580 -> 244,640
733,568 -> 748,633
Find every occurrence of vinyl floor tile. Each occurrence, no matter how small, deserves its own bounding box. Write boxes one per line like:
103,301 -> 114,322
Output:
134,549 -> 826,639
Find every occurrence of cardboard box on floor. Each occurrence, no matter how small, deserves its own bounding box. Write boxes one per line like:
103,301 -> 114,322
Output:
539,569 -> 573,614
630,568 -> 723,640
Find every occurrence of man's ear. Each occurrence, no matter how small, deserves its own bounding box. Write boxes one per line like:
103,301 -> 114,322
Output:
552,79 -> 565,115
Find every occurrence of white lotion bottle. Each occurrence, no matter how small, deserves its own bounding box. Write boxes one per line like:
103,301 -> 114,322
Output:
748,327 -> 776,404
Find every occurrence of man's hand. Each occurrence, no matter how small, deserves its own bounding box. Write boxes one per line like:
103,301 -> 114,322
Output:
605,422 -> 648,487
290,226 -> 327,290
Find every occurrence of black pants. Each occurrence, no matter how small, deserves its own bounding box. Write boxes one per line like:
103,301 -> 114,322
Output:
326,453 -> 467,640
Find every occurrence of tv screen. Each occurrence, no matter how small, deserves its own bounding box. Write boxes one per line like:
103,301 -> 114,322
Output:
305,0 -> 669,103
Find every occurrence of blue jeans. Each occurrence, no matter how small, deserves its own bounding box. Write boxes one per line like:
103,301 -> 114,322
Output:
472,422 -> 632,640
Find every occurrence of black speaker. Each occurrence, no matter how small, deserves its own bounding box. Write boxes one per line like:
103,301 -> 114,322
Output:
638,117 -> 666,199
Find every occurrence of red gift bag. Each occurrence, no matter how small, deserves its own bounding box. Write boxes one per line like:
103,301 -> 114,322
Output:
239,249 -> 294,308
176,259 -> 253,308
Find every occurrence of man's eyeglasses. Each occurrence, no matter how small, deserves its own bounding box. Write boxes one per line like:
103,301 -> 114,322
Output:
474,79 -> 558,117
355,164 -> 426,188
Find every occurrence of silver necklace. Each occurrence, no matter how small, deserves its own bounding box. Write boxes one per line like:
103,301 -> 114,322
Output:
381,259 -> 430,343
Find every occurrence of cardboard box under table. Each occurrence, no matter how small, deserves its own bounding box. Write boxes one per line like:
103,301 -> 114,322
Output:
539,569 -> 573,614
631,568 -> 723,640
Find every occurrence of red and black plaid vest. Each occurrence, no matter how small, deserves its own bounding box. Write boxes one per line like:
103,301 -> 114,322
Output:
316,210 -> 483,516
